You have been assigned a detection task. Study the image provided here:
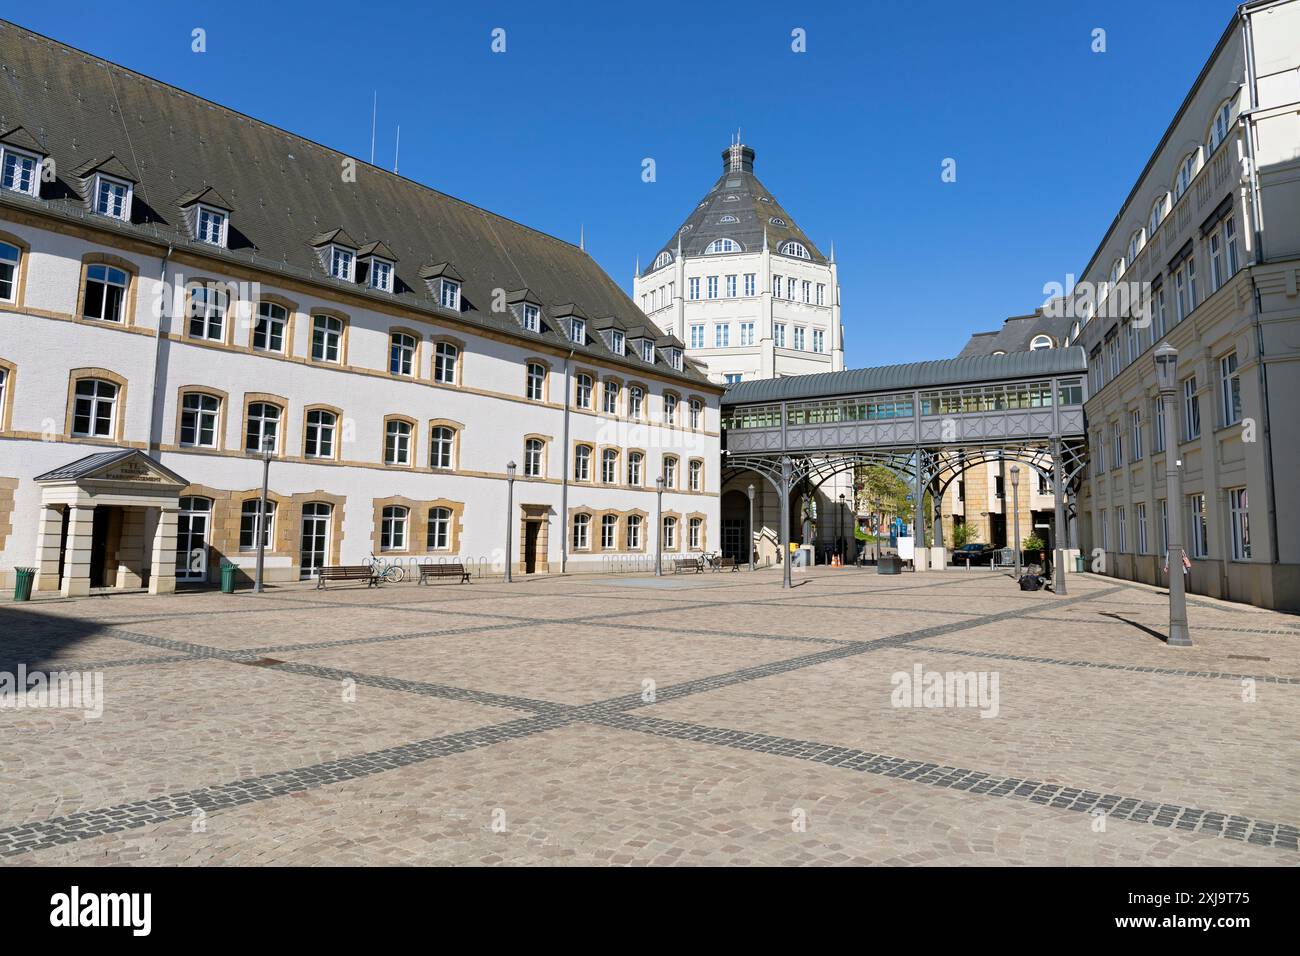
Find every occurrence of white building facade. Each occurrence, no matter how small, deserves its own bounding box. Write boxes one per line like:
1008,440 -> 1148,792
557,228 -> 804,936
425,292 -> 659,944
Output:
0,21 -> 722,594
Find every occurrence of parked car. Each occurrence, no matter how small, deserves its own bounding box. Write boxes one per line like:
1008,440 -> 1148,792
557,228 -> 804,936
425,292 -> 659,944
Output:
952,544 -> 995,565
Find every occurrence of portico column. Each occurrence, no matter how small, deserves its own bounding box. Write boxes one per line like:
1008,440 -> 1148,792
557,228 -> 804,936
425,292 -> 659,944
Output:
34,505 -> 66,592
149,506 -> 178,595
60,505 -> 96,598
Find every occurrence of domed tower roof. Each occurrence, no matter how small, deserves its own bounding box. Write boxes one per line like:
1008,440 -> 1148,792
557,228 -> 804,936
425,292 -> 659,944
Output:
644,143 -> 826,274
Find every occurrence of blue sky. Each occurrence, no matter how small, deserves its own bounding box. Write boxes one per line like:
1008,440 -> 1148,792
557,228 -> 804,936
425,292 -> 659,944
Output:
17,0 -> 1238,366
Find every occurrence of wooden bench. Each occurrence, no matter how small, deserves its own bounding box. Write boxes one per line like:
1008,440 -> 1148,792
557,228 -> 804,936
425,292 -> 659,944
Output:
713,556 -> 738,572
418,562 -> 471,584
316,565 -> 378,589
673,557 -> 703,574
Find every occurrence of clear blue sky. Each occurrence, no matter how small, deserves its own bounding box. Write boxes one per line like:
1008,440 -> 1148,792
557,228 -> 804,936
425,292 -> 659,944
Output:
17,0 -> 1239,366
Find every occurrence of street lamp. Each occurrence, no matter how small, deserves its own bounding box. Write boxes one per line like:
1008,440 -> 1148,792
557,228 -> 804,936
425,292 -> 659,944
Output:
655,475 -> 665,577
1010,464 -> 1021,580
873,495 -> 882,564
504,461 -> 516,583
254,435 -> 274,593
747,483 -> 756,571
1154,342 -> 1192,646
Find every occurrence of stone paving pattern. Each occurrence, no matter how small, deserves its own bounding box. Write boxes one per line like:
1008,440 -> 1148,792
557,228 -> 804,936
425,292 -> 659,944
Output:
1,567 -> 1297,865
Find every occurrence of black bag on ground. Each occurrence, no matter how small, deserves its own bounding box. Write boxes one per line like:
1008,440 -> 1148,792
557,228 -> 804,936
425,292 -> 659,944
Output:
1018,574 -> 1042,591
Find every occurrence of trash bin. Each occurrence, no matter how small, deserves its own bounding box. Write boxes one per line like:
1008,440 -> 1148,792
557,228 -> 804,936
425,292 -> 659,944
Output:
219,561 -> 237,594
13,567 -> 36,601
1074,555 -> 1086,573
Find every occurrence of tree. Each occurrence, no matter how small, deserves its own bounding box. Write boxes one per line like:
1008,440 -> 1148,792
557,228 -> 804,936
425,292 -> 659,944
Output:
951,520 -> 979,548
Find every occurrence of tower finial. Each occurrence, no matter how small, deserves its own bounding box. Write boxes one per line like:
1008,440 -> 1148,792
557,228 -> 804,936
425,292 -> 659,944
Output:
634,254 -> 640,279
763,225 -> 768,252
579,223 -> 585,251
829,239 -> 835,264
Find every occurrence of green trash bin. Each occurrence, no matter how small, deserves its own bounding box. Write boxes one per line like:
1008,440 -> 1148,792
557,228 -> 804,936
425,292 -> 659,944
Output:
1074,555 -> 1086,573
219,561 -> 237,594
13,567 -> 36,601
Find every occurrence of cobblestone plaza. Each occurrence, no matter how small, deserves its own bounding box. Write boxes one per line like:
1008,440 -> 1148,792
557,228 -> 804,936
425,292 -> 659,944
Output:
1,568 -> 1296,866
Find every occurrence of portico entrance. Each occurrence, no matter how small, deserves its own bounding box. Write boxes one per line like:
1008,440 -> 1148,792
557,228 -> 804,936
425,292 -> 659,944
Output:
33,449 -> 188,597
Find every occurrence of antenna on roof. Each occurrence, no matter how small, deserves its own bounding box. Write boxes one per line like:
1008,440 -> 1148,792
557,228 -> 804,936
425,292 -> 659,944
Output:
393,125 -> 400,174
370,91 -> 377,165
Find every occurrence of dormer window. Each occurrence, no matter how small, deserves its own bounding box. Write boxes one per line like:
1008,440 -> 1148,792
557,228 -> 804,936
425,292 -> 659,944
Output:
666,348 -> 683,371
94,176 -> 132,220
329,245 -> 354,281
0,149 -> 39,197
569,317 -> 586,344
609,329 -> 625,355
653,251 -> 673,270
779,240 -> 810,259
196,205 -> 228,246
367,258 -> 393,292
439,279 -> 460,311
522,303 -> 539,332
641,341 -> 654,364
357,242 -> 398,294
704,238 -> 740,254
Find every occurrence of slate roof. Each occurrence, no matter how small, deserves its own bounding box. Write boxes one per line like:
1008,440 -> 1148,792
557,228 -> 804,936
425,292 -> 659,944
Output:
721,348 -> 1087,406
644,145 -> 825,273
0,20 -> 712,387
33,448 -> 188,484
955,309 -> 1076,359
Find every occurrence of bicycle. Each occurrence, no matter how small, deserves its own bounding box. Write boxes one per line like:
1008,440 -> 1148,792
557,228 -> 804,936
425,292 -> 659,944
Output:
367,553 -> 406,584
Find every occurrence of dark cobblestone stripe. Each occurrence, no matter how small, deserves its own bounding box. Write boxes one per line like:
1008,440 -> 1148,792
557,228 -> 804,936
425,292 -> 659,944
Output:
1025,613 -> 1300,637
908,646 -> 1300,684
591,713 -> 1300,852
0,713 -> 570,858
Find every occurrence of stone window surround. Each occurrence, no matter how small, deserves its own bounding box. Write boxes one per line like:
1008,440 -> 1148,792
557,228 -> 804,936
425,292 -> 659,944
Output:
173,384 -> 230,450
75,251 -> 139,328
369,495 -> 465,557
0,228 -> 31,308
64,367 -> 129,443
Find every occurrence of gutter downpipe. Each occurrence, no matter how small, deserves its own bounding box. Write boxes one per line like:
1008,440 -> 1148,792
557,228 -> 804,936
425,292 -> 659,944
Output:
1240,7 -> 1280,566
146,243 -> 175,459
560,348 -> 575,574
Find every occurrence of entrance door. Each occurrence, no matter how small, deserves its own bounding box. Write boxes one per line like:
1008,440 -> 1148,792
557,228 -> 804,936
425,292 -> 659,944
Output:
721,519 -> 745,562
90,507 -> 110,587
300,503 -> 331,579
175,496 -> 212,582
523,520 -> 540,574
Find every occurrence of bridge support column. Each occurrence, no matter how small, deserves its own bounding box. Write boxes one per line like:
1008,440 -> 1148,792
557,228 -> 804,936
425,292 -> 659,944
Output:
780,455 -> 792,589
1052,436 -> 1067,596
914,449 -> 928,572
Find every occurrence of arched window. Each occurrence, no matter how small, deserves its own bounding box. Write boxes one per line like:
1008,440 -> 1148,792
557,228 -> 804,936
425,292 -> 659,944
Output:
653,251 -> 672,270
427,507 -> 452,551
663,455 -> 678,488
768,217 -> 786,226
304,409 -> 337,459
718,215 -> 738,224
525,362 -> 546,401
246,402 -> 281,454
601,448 -> 618,484
179,392 -> 221,448
1029,335 -> 1054,351
1128,230 -> 1145,263
689,516 -> 703,550
253,301 -> 288,352
601,514 -> 618,550
311,314 -> 344,363
524,437 -> 544,477
429,425 -> 456,470
574,444 -> 592,481
380,506 -> 408,551
433,341 -> 458,384
572,513 -> 591,550
0,241 -> 21,303
663,392 -> 678,424
662,516 -> 677,551
688,459 -> 703,491
1207,97 -> 1235,154
82,264 -> 128,323
779,240 -> 810,259
574,373 -> 593,408
1174,150 -> 1200,200
627,451 -> 644,486
704,238 -> 740,254
384,419 -> 413,466
625,515 -> 643,550
72,379 -> 118,437
1149,194 -> 1170,236
1110,259 -> 1125,284
239,499 -> 275,551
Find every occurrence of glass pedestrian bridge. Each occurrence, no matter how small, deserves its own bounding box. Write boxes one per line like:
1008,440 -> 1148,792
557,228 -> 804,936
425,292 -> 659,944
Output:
721,348 -> 1088,454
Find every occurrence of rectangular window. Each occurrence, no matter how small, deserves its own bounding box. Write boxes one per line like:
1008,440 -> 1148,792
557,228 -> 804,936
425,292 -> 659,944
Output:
626,516 -> 642,550
197,206 -> 227,247
572,515 -> 590,551
1159,500 -> 1168,555
304,410 -> 336,459
1228,487 -> 1250,560
641,341 -> 654,364
526,363 -> 545,401
179,393 -> 220,448
792,326 -> 806,350
714,324 -> 729,348
1117,506 -> 1127,553
72,379 -> 117,437
688,277 -> 700,300
1111,422 -> 1123,468
739,322 -> 754,347
0,241 -> 18,302
1153,396 -> 1166,452
1187,493 -> 1208,558
522,303 -> 539,332
816,283 -> 825,306
812,329 -> 825,353
690,324 -> 705,349
1136,503 -> 1149,554
437,279 -> 461,312
524,439 -> 543,477
801,280 -> 811,303
569,318 -> 585,344
575,374 -> 592,408
774,323 -> 786,348
601,515 -> 617,550
1108,336 -> 1120,378
689,460 -> 702,492
188,286 -> 227,341
1099,509 -> 1108,551
433,342 -> 458,384
1155,286 -> 1168,339
787,277 -> 797,300
689,517 -> 702,550
95,177 -> 130,219
724,373 -> 742,384
239,500 -> 275,551
610,329 -> 624,355
1224,216 -> 1240,276
1,150 -> 38,195
772,274 -> 782,297
312,315 -> 343,363
385,420 -> 412,466
368,259 -> 393,293
1219,351 -> 1241,427
744,273 -> 756,296
83,264 -> 128,323
1209,232 -> 1224,292
1130,409 -> 1143,461
1182,376 -> 1200,440
725,274 -> 737,298
603,381 -> 619,415
706,276 -> 718,299
390,333 -> 416,376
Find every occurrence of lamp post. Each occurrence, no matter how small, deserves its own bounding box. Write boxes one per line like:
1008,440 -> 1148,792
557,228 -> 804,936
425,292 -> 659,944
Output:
747,483 -> 756,571
838,493 -> 845,562
1155,343 -> 1193,646
504,460 -> 516,583
253,435 -> 273,594
655,476 -> 665,577
1010,464 -> 1021,580
874,495 -> 882,564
